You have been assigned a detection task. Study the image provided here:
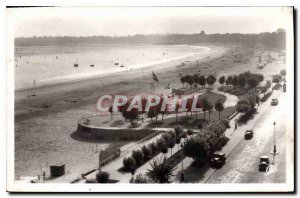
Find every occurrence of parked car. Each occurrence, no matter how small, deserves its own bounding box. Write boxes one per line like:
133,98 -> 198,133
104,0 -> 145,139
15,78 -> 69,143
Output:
271,98 -> 279,106
210,152 -> 226,168
259,156 -> 270,171
244,130 -> 254,140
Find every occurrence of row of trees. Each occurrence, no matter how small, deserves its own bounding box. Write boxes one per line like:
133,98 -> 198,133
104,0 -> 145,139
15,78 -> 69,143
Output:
180,74 -> 217,89
116,95 -> 225,125
123,128 -> 185,173
218,72 -> 264,90
183,120 -> 230,166
16,29 -> 286,50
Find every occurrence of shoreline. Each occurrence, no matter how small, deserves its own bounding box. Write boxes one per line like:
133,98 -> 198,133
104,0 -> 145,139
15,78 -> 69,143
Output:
14,45 -> 211,91
15,45 -> 224,101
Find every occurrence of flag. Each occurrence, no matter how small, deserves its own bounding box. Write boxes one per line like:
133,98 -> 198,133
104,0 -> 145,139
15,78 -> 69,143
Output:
152,71 -> 159,82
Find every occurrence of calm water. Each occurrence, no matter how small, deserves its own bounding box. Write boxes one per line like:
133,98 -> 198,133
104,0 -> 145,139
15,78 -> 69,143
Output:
14,44 -> 208,90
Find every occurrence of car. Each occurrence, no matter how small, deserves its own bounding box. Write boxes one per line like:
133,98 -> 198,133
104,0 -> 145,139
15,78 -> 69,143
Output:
271,98 -> 279,106
258,156 -> 270,172
244,130 -> 254,140
209,152 -> 226,168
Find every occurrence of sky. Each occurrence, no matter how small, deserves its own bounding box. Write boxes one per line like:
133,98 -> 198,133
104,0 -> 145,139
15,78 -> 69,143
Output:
7,7 -> 292,38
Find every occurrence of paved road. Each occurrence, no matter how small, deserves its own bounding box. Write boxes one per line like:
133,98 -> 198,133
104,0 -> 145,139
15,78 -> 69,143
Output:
206,91 -> 287,183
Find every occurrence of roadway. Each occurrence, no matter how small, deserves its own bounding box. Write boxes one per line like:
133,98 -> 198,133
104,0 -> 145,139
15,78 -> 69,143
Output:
206,90 -> 287,183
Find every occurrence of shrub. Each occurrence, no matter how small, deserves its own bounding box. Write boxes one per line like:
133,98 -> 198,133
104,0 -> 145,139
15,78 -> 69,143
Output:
95,171 -> 110,183
187,129 -> 193,136
132,150 -> 144,165
156,138 -> 167,152
142,145 -> 152,160
123,157 -> 136,172
174,125 -> 183,138
148,142 -> 158,154
130,174 -> 152,183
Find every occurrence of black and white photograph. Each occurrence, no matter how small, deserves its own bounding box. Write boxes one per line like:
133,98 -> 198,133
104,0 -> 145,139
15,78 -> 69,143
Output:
5,5 -> 294,192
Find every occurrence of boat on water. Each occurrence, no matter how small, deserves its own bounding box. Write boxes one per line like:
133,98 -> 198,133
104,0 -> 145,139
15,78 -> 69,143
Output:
120,65 -> 124,68
90,64 -> 94,67
74,59 -> 78,67
114,62 -> 119,66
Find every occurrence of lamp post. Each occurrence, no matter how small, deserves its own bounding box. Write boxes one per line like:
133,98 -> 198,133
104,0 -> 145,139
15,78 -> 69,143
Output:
273,121 -> 276,154
180,143 -> 185,182
270,121 -> 279,164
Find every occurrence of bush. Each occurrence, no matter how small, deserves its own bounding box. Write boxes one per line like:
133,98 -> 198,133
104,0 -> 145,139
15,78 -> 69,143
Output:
148,142 -> 158,154
95,171 -> 110,183
174,125 -> 183,138
142,145 -> 152,160
156,138 -> 167,152
130,174 -> 152,183
123,157 -> 136,172
187,129 -> 193,136
132,150 -> 144,165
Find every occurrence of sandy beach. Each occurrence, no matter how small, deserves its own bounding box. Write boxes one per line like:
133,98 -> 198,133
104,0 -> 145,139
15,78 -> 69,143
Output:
14,44 -> 284,179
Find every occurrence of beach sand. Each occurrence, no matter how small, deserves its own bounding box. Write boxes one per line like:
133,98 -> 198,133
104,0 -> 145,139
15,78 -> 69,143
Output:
13,44 -> 285,180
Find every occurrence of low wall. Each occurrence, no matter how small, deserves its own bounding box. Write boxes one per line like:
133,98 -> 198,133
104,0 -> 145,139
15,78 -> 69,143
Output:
77,122 -> 156,141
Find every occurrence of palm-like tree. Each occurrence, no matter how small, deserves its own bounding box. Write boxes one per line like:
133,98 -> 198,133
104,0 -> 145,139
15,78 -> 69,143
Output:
214,100 -> 224,119
147,156 -> 175,183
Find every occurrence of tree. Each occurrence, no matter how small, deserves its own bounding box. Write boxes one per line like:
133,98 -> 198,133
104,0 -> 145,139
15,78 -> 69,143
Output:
238,75 -> 246,88
247,77 -> 258,90
198,75 -> 206,88
141,97 -> 147,123
142,145 -> 152,161
187,129 -> 193,136
232,75 -> 239,89
202,97 -> 213,121
108,106 -> 113,120
132,150 -> 144,165
180,76 -> 186,88
206,74 -> 217,89
280,69 -> 286,76
186,75 -> 194,89
147,156 -> 175,183
226,76 -> 233,88
183,136 -> 209,166
174,125 -> 183,139
95,171 -> 110,183
147,107 -> 158,123
156,138 -> 167,153
218,76 -> 225,87
215,100 -> 224,119
123,157 -> 136,173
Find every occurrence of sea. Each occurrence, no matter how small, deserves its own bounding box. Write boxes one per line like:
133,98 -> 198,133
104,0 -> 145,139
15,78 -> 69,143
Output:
14,44 -> 210,90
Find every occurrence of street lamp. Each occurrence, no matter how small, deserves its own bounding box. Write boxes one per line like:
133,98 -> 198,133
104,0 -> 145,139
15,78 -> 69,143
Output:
180,143 -> 185,182
273,121 -> 276,154
270,121 -> 279,164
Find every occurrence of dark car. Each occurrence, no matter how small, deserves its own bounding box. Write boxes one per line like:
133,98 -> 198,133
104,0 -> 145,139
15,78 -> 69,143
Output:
258,156 -> 270,172
244,130 -> 254,140
210,152 -> 226,168
271,99 -> 279,106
